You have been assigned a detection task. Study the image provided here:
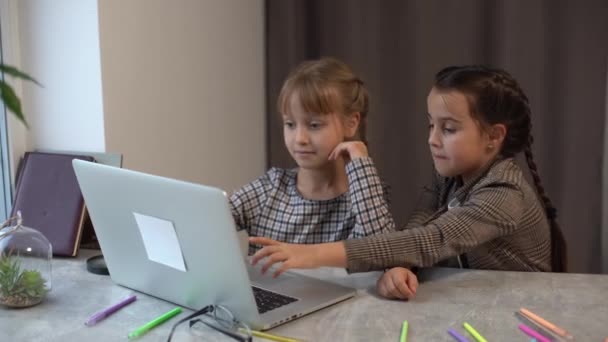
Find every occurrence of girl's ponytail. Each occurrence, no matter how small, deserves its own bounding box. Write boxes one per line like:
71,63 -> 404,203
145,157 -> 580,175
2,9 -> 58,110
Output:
524,139 -> 567,272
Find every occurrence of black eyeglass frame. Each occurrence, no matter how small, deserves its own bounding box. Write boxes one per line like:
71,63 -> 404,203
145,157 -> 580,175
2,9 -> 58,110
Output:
166,304 -> 252,342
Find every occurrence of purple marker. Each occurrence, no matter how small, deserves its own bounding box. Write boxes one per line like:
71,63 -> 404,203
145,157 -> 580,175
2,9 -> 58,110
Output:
85,294 -> 137,326
448,328 -> 471,342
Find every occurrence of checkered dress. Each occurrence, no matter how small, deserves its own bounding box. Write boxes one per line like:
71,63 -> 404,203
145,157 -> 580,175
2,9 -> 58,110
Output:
344,158 -> 553,273
229,157 -> 394,255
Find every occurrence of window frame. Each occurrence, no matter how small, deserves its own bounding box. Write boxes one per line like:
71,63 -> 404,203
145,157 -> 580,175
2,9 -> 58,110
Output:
0,0 -> 16,221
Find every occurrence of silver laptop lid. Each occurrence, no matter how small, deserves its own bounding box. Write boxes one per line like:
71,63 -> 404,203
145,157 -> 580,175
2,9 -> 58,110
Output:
72,159 -> 263,327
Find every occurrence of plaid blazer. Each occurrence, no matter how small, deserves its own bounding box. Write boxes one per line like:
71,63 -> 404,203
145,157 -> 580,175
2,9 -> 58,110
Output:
230,157 -> 394,254
344,158 -> 552,272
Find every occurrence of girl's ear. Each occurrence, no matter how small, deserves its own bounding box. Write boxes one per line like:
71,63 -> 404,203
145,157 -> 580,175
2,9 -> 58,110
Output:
488,123 -> 507,150
344,112 -> 361,139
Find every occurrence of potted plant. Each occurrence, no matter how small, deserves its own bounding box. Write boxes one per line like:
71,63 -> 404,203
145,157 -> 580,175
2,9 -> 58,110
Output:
0,67 -> 49,308
0,63 -> 40,127
0,213 -> 52,308
0,252 -> 48,307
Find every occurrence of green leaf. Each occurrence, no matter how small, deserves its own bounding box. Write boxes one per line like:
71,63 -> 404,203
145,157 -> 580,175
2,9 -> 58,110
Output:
0,80 -> 29,128
0,254 -> 48,300
0,64 -> 42,86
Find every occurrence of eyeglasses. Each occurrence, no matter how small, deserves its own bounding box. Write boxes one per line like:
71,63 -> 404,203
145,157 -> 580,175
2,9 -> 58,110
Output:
167,305 -> 252,342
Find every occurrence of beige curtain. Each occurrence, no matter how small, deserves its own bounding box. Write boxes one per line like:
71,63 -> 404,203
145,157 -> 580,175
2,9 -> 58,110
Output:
266,0 -> 608,273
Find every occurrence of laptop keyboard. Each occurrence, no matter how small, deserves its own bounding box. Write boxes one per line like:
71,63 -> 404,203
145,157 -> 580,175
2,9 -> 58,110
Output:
252,286 -> 298,314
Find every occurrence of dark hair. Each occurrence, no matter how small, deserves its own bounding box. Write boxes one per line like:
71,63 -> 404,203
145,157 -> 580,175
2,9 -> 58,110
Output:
434,65 -> 567,272
277,57 -> 369,144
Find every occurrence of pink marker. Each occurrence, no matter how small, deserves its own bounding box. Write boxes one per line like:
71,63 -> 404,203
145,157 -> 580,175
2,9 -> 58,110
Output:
518,323 -> 551,342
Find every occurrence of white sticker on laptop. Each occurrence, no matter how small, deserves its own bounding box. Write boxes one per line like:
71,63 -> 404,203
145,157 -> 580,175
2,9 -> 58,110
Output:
133,212 -> 187,272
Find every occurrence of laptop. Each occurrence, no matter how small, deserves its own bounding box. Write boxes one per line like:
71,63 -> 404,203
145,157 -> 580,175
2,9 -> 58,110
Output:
72,160 -> 356,330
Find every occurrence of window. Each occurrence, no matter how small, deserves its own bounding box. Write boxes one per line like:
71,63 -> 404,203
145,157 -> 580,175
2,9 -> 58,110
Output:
0,0 -> 15,221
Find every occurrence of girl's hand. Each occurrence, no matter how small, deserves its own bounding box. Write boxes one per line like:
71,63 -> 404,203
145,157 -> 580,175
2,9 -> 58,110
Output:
376,267 -> 419,300
328,141 -> 368,163
249,237 -> 322,277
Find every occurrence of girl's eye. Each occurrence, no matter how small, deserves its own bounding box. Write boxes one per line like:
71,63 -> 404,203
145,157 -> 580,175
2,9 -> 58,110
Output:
284,122 -> 295,129
443,127 -> 457,134
428,123 -> 434,130
309,122 -> 323,129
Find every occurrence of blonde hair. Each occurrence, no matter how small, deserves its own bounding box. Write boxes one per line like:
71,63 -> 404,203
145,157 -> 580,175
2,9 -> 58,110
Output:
277,57 -> 369,144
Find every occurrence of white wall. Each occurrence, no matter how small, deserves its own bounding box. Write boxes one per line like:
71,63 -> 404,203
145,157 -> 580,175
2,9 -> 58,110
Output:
98,0 -> 266,191
9,0 -> 265,193
16,0 -> 105,152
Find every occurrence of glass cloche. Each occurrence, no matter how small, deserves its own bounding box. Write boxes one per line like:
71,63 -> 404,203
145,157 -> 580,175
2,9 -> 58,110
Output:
0,211 -> 52,307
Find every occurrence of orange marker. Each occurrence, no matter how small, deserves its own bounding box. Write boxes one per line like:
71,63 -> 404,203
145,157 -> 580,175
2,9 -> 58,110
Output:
519,308 -> 573,340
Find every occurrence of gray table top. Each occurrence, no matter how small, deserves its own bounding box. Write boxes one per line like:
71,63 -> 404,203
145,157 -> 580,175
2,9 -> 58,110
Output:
1,249 -> 607,341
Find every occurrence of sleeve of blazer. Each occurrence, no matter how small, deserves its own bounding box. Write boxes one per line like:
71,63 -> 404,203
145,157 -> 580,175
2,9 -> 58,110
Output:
343,180 -> 524,273
403,172 -> 442,230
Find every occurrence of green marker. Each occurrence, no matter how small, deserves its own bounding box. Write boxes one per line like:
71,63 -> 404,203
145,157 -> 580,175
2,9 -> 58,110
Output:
400,320 -> 408,342
463,322 -> 487,342
128,307 -> 182,339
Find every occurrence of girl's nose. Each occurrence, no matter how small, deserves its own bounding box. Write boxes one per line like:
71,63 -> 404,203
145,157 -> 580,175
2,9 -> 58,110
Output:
295,127 -> 309,144
428,127 -> 441,147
